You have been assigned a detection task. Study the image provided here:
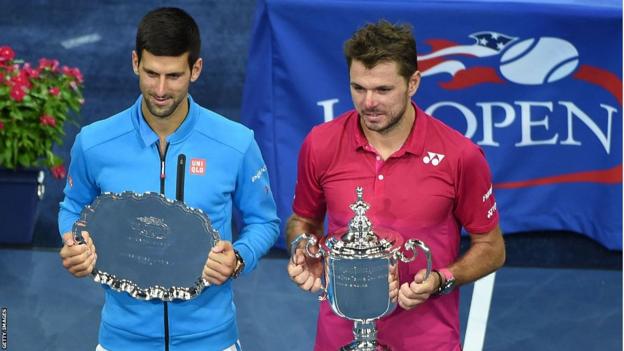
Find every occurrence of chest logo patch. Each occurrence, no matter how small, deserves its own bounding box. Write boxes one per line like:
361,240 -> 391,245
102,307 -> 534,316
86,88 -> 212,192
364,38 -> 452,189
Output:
190,158 -> 206,175
423,151 -> 445,166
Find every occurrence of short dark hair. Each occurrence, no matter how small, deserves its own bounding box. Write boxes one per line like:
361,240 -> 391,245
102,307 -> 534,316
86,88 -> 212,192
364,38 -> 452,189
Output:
343,20 -> 418,81
135,7 -> 201,69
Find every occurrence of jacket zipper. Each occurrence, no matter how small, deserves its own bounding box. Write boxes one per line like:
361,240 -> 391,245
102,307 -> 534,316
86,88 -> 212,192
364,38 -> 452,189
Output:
158,141 -> 169,195
157,140 -> 170,351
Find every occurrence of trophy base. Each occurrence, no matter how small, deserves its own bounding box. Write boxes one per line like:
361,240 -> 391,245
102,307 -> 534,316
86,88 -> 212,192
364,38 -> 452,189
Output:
340,320 -> 392,351
340,341 -> 391,351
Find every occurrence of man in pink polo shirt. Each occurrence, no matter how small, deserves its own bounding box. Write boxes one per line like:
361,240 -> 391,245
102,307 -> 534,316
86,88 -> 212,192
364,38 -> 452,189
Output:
286,20 -> 505,351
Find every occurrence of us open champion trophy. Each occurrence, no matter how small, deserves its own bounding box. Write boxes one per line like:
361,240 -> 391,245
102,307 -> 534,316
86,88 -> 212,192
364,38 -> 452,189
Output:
73,191 -> 220,301
291,187 -> 432,351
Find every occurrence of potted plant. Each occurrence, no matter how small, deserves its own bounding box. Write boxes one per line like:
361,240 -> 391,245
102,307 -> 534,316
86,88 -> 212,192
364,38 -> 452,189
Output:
0,45 -> 84,244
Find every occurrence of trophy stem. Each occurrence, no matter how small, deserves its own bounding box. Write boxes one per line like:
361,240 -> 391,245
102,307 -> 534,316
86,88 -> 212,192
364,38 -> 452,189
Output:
340,320 -> 391,351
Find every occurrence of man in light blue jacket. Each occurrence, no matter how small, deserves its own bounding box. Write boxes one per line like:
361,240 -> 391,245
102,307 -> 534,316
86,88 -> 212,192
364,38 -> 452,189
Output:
58,7 -> 280,351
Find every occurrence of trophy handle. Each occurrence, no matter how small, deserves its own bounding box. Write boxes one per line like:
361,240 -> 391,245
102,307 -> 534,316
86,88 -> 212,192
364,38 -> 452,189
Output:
71,220 -> 87,245
396,239 -> 432,281
290,233 -> 323,260
289,233 -> 328,301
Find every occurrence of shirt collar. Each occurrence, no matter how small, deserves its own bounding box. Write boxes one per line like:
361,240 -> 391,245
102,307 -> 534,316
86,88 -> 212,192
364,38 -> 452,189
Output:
131,94 -> 198,147
351,101 -> 427,157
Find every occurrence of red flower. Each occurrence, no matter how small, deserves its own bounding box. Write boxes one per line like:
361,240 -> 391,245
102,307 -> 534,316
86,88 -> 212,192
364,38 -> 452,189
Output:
3,63 -> 17,73
63,66 -> 84,84
10,70 -> 32,89
50,164 -> 67,179
49,86 -> 60,96
22,63 -> 40,79
39,58 -> 59,72
0,46 -> 15,63
0,121 -> 4,130
9,85 -> 26,101
39,114 -> 57,127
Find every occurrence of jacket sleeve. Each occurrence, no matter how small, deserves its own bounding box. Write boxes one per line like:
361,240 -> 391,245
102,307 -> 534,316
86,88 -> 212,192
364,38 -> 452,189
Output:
232,132 -> 280,273
58,132 -> 98,235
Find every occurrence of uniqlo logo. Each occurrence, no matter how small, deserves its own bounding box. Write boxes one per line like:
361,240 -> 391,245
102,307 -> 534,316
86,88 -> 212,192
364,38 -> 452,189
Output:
190,158 -> 206,175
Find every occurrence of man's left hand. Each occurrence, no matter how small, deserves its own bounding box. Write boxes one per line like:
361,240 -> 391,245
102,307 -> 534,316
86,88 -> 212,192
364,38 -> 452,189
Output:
397,268 -> 440,310
203,240 -> 237,285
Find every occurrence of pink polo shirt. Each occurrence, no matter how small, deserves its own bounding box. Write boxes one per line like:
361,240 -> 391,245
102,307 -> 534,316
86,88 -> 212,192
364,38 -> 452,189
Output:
293,103 -> 499,351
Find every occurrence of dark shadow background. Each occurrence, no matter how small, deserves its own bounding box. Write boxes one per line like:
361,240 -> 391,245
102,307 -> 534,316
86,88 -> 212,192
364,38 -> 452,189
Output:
1,0 -> 621,270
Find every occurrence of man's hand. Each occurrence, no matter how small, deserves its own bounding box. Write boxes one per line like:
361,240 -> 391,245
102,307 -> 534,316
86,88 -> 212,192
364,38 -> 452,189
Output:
287,246 -> 323,292
285,214 -> 325,293
397,268 -> 440,310
59,231 -> 97,278
203,240 -> 237,285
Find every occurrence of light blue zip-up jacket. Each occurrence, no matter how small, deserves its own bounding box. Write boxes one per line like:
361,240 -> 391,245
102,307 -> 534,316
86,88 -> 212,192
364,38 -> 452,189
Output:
59,95 -> 280,350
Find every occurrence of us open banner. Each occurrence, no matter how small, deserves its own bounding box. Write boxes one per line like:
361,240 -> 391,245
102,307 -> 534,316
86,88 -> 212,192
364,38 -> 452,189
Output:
241,0 -> 622,250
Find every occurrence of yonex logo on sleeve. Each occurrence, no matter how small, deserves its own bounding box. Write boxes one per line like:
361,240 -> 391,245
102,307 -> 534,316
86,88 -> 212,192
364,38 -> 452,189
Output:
487,202 -> 497,219
482,186 -> 493,202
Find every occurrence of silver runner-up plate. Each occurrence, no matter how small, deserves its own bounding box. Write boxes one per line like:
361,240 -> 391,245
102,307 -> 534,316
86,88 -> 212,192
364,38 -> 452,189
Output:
72,191 -> 220,301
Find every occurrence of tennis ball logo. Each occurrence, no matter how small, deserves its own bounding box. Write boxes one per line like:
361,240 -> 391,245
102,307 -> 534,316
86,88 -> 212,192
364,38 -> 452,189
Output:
500,37 -> 579,85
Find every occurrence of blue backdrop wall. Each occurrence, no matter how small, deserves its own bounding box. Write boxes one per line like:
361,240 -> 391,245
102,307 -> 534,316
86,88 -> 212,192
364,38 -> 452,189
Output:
241,0 -> 622,252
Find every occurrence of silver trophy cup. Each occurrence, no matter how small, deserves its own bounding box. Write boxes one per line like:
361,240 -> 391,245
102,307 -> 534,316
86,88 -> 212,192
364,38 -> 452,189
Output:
291,187 -> 432,351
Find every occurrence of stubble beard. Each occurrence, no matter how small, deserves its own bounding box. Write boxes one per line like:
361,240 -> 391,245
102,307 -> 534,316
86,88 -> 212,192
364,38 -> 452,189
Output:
361,98 -> 409,135
145,94 -> 185,119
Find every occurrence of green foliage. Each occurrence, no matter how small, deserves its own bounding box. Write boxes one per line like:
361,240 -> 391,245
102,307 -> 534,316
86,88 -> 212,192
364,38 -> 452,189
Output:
0,46 -> 84,178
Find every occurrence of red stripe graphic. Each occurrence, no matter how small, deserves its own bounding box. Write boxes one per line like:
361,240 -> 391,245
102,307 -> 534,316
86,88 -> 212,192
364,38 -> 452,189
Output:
419,39 -> 459,72
439,67 -> 504,90
494,164 -> 622,189
573,64 -> 622,106
424,39 -> 460,52
419,57 -> 445,72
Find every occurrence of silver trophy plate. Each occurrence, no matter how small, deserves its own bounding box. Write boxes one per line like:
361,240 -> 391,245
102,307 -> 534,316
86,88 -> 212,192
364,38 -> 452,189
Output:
72,191 -> 219,301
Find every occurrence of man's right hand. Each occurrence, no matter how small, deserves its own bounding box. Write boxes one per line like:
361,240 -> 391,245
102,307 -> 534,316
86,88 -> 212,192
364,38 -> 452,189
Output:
287,246 -> 323,292
59,231 -> 97,278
